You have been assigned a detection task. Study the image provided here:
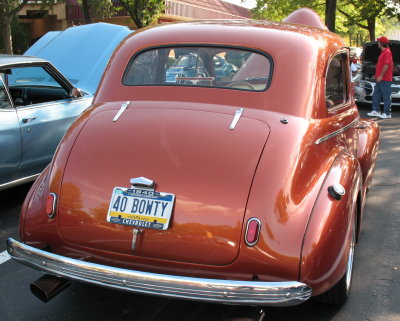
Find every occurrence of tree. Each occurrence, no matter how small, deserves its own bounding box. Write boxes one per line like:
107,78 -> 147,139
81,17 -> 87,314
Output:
0,0 -> 57,54
252,0 -> 323,22
252,0 -> 397,41
0,0 -> 28,54
117,0 -> 165,29
252,0 -> 337,31
82,0 -> 91,24
79,0 -> 118,24
325,0 -> 337,32
384,0 -> 400,22
337,0 -> 387,41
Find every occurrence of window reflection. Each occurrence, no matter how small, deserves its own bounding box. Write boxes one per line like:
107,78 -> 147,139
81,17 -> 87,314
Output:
124,47 -> 272,91
326,53 -> 348,108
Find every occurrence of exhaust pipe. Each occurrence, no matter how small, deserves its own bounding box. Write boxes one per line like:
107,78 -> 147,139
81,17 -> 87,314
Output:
30,274 -> 71,303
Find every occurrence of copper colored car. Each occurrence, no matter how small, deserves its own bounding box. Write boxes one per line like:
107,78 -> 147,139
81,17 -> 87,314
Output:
7,9 -> 380,307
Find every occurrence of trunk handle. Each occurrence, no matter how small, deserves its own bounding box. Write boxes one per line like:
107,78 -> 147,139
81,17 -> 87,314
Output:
130,177 -> 155,191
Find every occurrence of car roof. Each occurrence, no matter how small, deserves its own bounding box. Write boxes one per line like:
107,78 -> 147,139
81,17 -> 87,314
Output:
116,18 -> 343,65
0,54 -> 49,68
96,16 -> 345,118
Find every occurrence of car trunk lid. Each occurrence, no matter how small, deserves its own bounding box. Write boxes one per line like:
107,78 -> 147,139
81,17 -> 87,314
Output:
58,104 -> 270,266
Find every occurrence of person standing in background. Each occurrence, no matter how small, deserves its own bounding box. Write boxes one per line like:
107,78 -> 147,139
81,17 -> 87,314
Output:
367,36 -> 393,119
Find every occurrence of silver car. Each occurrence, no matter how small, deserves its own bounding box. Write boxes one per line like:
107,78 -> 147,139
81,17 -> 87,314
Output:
0,55 -> 92,190
0,23 -> 132,191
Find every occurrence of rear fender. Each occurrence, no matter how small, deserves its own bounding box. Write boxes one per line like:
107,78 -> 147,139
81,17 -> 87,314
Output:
19,165 -> 50,244
300,151 -> 362,296
356,119 -> 379,195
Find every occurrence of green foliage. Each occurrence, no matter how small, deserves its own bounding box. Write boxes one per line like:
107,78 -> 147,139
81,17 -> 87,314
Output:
11,17 -> 30,54
252,0 -> 397,43
384,0 -> 400,21
118,0 -> 165,29
77,0 -> 119,19
337,0 -> 385,26
0,0 -> 60,53
0,17 -> 30,54
252,0 -> 324,21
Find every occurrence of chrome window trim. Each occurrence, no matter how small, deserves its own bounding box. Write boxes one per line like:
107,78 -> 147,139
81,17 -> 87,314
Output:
2,62 -> 82,110
0,74 -> 14,110
327,100 -> 352,114
315,118 -> 358,145
0,174 -> 39,191
0,108 -> 17,112
15,97 -> 92,111
325,49 -> 351,112
1,62 -> 74,91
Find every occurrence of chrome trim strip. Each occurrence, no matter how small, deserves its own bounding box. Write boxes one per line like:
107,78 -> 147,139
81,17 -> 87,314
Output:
315,119 -> 358,145
15,97 -> 93,111
0,174 -> 39,191
230,107 -> 244,130
0,108 -> 17,112
113,101 -> 130,122
7,238 -> 312,306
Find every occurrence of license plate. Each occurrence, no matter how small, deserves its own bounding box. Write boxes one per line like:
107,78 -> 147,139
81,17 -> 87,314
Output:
107,187 -> 175,230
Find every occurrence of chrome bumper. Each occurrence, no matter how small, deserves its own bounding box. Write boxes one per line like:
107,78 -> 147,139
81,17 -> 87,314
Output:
7,238 -> 312,306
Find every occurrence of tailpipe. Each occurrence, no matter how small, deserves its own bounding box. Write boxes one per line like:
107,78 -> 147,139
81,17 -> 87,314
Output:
30,274 -> 71,303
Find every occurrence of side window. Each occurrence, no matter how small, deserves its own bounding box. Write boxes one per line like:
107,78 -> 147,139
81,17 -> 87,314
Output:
0,75 -> 12,110
326,53 -> 349,108
5,66 -> 69,107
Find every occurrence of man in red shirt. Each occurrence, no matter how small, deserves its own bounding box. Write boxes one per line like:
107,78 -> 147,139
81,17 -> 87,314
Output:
367,36 -> 394,119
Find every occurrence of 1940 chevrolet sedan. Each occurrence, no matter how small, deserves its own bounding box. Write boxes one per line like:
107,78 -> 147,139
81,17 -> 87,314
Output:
7,9 -> 379,307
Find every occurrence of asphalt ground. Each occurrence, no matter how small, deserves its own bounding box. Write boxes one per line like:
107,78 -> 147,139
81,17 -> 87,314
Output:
0,102 -> 399,321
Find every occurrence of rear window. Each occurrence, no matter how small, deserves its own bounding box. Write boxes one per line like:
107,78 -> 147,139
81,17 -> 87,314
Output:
123,46 -> 272,91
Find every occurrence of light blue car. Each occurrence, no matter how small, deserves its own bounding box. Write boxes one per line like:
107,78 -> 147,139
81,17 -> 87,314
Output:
0,23 -> 132,190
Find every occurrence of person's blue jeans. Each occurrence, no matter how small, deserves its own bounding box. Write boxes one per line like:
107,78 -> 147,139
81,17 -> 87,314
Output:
372,81 -> 392,115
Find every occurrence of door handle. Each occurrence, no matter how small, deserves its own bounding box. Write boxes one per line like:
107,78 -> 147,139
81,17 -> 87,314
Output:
22,117 -> 37,123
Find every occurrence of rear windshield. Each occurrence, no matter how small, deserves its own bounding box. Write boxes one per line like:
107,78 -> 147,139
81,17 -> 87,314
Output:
123,46 -> 272,91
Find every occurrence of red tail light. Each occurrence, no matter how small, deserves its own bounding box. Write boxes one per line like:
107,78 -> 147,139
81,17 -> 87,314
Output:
245,218 -> 261,246
46,193 -> 57,218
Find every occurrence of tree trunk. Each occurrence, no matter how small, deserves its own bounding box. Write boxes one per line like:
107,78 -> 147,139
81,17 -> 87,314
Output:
119,0 -> 143,28
325,0 -> 337,32
82,0 -> 92,24
367,18 -> 375,42
2,16 -> 13,54
0,0 -> 13,54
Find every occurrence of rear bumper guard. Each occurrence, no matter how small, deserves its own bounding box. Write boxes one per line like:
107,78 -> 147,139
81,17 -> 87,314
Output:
7,238 -> 311,306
